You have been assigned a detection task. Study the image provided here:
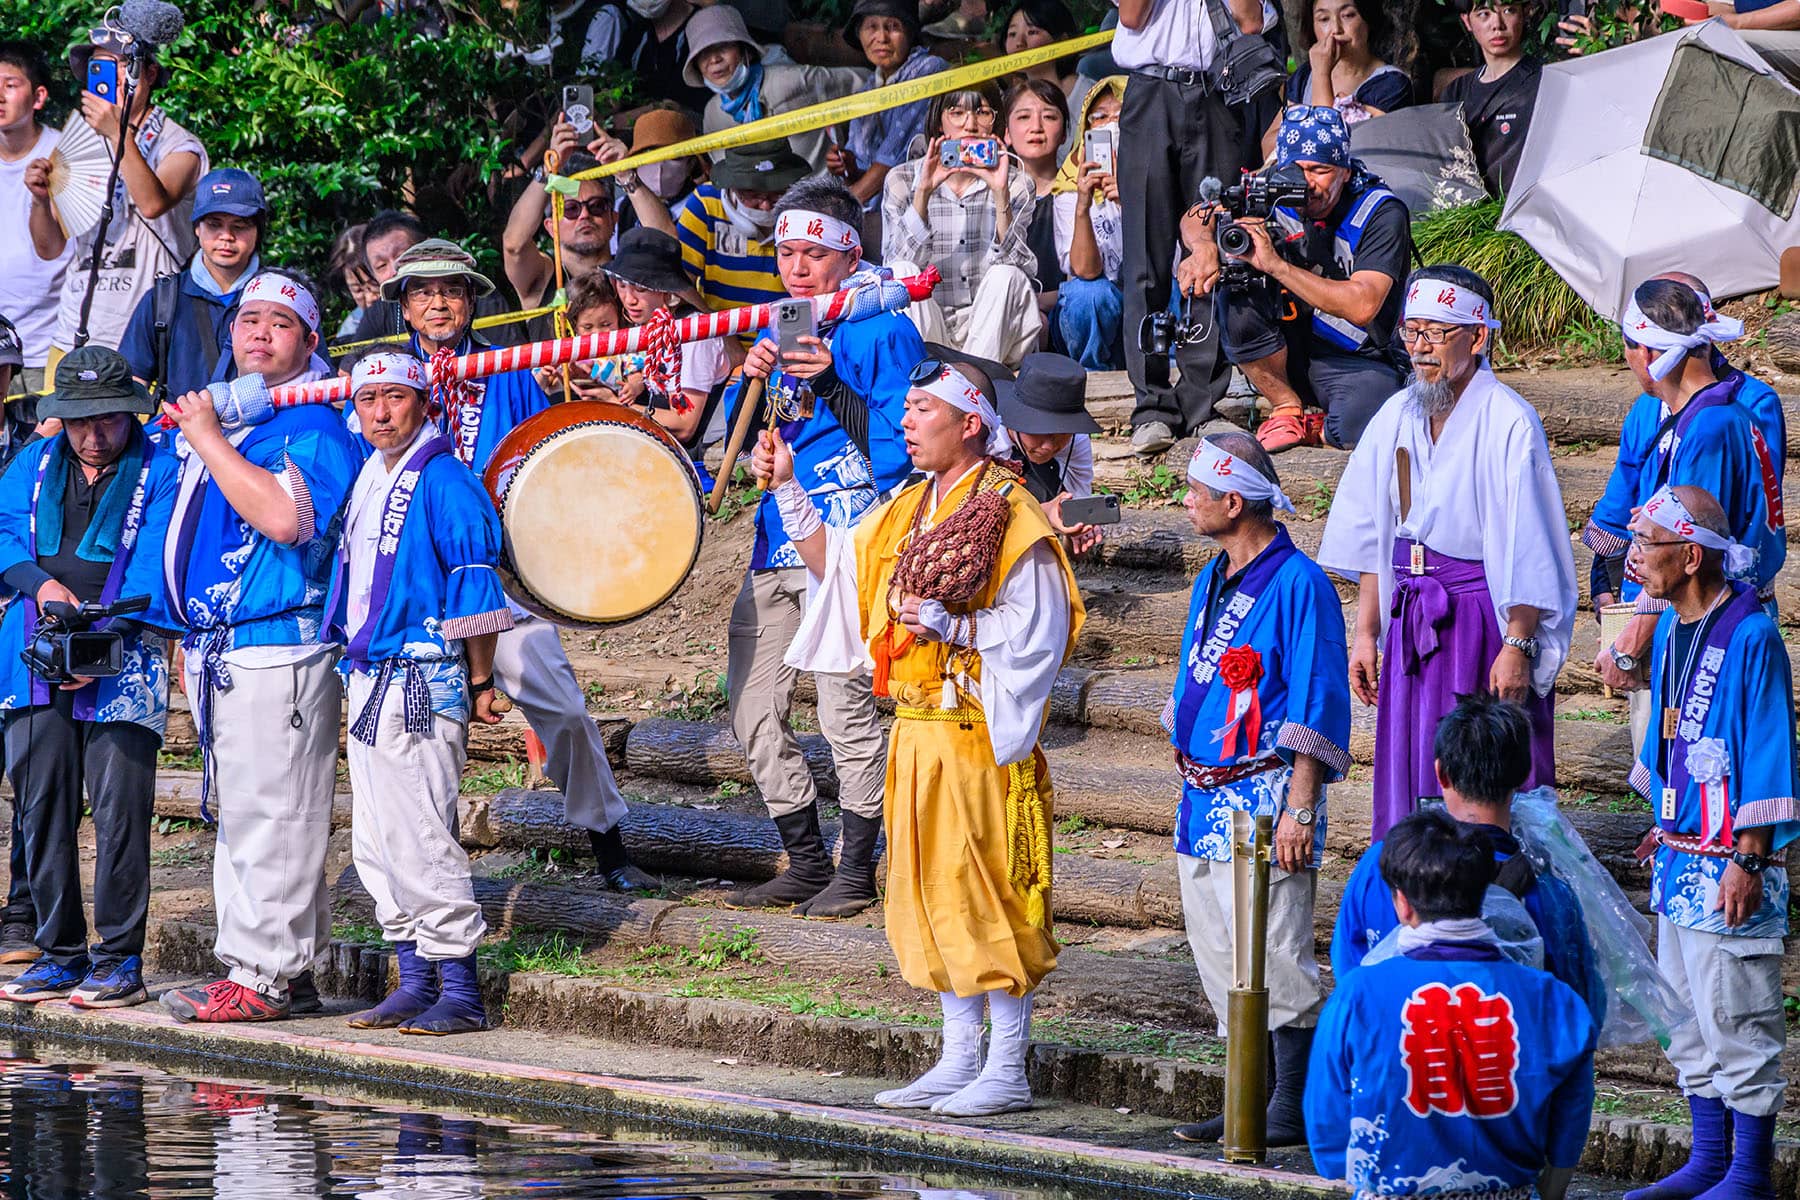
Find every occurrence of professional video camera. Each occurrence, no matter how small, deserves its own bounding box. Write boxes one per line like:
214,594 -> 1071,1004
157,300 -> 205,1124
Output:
1199,164 -> 1311,287
22,595 -> 152,686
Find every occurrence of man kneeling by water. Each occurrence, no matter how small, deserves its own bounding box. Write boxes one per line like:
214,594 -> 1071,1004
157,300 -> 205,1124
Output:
331,352 -> 511,1035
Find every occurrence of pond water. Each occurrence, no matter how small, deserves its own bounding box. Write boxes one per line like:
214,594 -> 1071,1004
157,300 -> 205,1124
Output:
0,1046 -> 1073,1199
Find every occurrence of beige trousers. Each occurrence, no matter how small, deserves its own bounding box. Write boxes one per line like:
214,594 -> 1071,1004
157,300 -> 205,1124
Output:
727,567 -> 887,819
1177,851 -> 1324,1035
1657,916 -> 1788,1116
888,259 -> 1043,368
346,670 -> 485,960
492,618 -> 629,834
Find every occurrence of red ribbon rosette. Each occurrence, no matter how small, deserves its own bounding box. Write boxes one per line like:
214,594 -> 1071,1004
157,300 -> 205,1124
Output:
1215,645 -> 1265,759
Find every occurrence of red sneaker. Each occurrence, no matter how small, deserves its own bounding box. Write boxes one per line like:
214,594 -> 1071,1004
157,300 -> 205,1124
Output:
161,979 -> 290,1024
1257,409 -> 1319,454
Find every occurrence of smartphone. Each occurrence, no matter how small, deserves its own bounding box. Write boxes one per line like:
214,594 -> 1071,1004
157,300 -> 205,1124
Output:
1084,127 -> 1117,175
774,300 -> 816,358
939,137 -> 1000,169
1059,494 -> 1122,527
86,57 -> 118,103
562,84 -> 595,136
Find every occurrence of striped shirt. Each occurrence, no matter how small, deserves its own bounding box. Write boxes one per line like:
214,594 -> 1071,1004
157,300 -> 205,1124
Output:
673,185 -> 786,312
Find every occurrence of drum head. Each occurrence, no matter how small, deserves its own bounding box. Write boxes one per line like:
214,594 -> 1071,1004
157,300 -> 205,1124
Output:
493,413 -> 704,626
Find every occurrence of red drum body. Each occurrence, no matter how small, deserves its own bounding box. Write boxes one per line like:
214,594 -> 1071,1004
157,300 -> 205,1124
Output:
483,401 -> 704,627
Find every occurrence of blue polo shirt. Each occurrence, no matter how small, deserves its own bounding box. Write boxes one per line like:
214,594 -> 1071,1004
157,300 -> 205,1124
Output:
118,257 -> 254,400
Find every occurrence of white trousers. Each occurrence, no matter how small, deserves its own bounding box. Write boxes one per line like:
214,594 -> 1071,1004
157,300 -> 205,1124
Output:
1657,916 -> 1788,1116
346,671 -> 486,960
194,650 -> 340,995
1177,851 -> 1323,1035
1629,686 -> 1652,760
491,619 -> 628,834
888,259 -> 1043,368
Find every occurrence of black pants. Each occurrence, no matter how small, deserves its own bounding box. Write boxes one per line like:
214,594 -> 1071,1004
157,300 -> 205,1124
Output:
1218,279 -> 1406,449
1117,73 -> 1246,436
3,698 -> 157,969
4,802 -> 32,931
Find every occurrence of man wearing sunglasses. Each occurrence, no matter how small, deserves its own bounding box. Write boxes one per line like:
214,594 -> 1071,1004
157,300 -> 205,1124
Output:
504,138 -> 618,338
1319,263 -> 1575,842
1180,104 -> 1411,453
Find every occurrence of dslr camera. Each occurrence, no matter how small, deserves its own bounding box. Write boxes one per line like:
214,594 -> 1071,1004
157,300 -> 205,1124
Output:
22,595 -> 152,686
1199,164 -> 1311,287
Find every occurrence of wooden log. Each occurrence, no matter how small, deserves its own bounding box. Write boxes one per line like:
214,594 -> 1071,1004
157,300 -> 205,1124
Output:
626,716 -> 843,797
1768,312 -> 1800,373
335,865 -> 672,953
148,769 -> 355,828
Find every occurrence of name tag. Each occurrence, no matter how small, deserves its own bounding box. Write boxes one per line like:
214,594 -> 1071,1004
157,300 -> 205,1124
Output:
1662,707 -> 1680,741
1409,544 -> 1425,576
1662,787 -> 1677,822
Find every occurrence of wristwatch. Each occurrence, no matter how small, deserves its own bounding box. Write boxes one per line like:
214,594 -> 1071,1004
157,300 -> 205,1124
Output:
1288,806 -> 1316,827
1730,849 -> 1770,875
1502,635 -> 1540,660
1609,646 -> 1640,673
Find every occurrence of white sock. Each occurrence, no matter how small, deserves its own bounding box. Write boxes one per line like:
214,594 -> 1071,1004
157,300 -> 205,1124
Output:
932,989 -> 1034,1117
873,991 -> 986,1108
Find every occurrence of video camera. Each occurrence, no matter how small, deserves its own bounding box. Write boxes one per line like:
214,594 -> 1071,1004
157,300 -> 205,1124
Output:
1199,164 -> 1311,287
22,595 -> 152,686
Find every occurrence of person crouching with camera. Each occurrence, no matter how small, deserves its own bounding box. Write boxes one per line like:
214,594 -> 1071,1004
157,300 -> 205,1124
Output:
1179,105 -> 1411,454
0,347 -> 181,1009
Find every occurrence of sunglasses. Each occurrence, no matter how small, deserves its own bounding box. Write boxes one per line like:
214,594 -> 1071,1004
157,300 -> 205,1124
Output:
909,358 -> 946,385
560,198 -> 613,220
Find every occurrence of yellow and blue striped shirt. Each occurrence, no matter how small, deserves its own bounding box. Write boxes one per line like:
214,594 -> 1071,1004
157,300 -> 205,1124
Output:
674,185 -> 786,312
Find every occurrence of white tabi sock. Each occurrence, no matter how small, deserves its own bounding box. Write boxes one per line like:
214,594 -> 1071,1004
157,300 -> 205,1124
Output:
932,989 -> 1034,1117
873,991 -> 986,1108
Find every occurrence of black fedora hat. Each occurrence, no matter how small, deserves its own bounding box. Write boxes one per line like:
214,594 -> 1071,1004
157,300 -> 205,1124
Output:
605,227 -> 693,295
996,353 -> 1099,436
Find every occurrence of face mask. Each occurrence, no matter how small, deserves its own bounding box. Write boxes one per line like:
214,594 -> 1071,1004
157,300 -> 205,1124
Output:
639,160 -> 690,200
726,192 -> 778,236
706,62 -> 750,96
628,0 -> 673,17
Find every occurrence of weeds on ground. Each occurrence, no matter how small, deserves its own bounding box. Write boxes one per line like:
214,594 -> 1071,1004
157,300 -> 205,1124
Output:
1034,1016 -> 1226,1064
1056,814 -> 1093,836
1117,465 -> 1185,505
664,669 -> 729,721
711,466 -> 764,524
461,757 -> 528,794
158,750 -> 204,772
479,930 -> 606,977
154,816 -> 203,837
333,920 -> 385,946
150,842 -> 208,869
1558,708 -> 1625,724
490,846 -> 577,882
1299,480 -> 1334,519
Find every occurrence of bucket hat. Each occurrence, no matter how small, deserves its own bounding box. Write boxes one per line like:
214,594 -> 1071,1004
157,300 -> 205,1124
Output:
380,238 -> 498,302
683,6 -> 762,88
996,352 -> 1099,435
37,346 -> 155,421
710,140 -> 811,192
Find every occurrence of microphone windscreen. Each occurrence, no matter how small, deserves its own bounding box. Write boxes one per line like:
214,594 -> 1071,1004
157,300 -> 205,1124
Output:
119,0 -> 186,45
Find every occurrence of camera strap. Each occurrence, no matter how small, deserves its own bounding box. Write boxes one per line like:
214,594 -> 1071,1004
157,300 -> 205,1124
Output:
1200,0 -> 1284,106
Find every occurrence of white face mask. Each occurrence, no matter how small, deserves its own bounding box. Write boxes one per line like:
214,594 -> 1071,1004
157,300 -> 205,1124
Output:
628,0 -> 674,17
725,191 -> 778,236
706,62 -> 751,96
639,160 -> 691,200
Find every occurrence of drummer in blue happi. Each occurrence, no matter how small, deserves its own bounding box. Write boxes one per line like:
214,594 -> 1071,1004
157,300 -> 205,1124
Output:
1162,431 -> 1350,1150
1623,483 -> 1798,1200
326,350 -> 512,1037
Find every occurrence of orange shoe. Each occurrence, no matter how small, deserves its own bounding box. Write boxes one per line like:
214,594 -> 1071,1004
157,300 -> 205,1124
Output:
1257,409 -> 1319,453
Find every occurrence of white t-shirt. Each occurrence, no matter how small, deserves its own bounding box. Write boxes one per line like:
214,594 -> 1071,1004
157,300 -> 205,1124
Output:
0,126 -> 73,367
681,336 -> 732,446
52,110 -> 207,353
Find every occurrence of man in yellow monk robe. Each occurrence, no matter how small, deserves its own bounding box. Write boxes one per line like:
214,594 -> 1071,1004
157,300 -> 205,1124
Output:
752,359 -> 1084,1118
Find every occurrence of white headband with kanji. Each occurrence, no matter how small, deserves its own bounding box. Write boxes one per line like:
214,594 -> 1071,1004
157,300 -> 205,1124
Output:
1639,485 -> 1755,576
773,208 -> 861,252
239,272 -> 321,332
1403,276 -> 1501,330
914,363 -> 1009,457
1620,290 -> 1744,382
1187,439 -> 1295,513
350,351 -> 430,397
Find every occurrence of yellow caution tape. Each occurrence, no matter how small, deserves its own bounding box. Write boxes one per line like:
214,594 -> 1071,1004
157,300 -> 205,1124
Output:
327,301 -> 562,356
568,29 -> 1115,182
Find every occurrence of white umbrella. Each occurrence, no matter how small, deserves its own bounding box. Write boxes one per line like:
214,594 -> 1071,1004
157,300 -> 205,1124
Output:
1500,21 -> 1800,319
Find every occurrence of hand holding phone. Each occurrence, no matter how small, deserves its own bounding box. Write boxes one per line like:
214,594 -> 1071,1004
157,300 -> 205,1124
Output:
86,57 -> 119,104
939,138 -> 1000,170
562,84 -> 595,136
1083,127 -> 1117,176
1058,494 -> 1122,527
774,300 -> 817,360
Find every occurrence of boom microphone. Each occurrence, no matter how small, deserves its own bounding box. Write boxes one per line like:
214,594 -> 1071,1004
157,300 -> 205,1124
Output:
117,0 -> 185,47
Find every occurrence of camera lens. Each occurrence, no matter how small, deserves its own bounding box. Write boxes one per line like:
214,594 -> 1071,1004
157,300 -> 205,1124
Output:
1218,222 -> 1252,259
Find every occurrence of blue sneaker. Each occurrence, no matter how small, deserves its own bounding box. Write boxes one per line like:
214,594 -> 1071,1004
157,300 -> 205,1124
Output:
69,956 -> 147,1009
0,958 -> 86,1003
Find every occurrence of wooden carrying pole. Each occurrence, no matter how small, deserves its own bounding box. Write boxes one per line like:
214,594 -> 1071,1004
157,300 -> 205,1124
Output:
707,376 -> 768,515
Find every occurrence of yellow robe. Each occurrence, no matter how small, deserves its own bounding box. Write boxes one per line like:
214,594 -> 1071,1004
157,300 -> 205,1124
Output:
853,467 -> 1085,998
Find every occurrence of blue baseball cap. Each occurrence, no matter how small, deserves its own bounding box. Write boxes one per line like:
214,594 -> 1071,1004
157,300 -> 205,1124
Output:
192,168 -> 267,222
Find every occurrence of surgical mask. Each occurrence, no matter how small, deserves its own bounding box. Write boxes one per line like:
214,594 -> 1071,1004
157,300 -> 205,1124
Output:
706,62 -> 750,96
724,190 -> 778,236
638,160 -> 691,200
628,0 -> 674,17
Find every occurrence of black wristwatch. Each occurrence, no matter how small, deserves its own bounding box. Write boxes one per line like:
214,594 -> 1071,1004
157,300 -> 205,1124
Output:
1730,849 -> 1770,875
470,676 -> 495,695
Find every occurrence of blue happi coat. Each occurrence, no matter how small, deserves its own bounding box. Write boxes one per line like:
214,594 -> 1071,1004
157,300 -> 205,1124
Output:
1584,369 -> 1785,600
343,333 -> 549,476
1164,527 -> 1351,863
1331,824 -> 1605,1023
325,432 -> 512,727
1632,582 -> 1800,939
0,426 -> 181,736
1307,941 -> 1597,1195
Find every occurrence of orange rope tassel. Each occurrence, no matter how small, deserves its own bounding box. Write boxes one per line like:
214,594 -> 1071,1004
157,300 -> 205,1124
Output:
871,624 -> 915,698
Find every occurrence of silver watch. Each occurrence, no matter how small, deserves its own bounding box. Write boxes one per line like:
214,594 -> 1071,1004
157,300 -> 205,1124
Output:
1288,806 -> 1316,827
1610,646 -> 1640,673
1502,634 -> 1540,660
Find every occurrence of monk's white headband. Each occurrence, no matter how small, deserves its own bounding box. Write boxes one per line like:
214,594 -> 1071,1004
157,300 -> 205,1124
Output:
239,272 -> 320,333
913,364 -> 1010,458
1187,439 -> 1295,514
351,351 -> 430,397
1403,276 -> 1501,330
1639,485 -> 1755,576
773,208 -> 861,252
1620,291 -> 1743,382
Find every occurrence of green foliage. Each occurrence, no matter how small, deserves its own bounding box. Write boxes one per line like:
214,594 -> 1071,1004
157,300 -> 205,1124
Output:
663,668 -> 730,721
461,756 -> 528,794
1116,464 -> 1186,505
479,929 -> 602,976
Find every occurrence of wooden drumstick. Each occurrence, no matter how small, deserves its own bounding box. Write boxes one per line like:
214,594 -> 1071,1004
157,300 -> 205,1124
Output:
707,375 -> 769,515
490,691 -> 514,715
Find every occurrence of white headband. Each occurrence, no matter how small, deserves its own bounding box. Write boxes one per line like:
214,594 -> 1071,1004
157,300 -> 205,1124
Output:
351,351 -> 430,397
239,272 -> 321,333
914,364 -> 1010,458
773,208 -> 861,252
1639,485 -> 1755,577
1187,439 -> 1295,514
1621,291 -> 1743,382
1403,277 -> 1500,330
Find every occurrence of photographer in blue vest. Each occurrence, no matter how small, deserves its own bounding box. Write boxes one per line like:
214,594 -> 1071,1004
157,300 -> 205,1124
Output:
1180,105 -> 1411,453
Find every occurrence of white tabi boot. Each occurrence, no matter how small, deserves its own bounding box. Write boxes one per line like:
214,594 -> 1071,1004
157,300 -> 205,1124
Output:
932,989 -> 1034,1117
873,991 -> 985,1108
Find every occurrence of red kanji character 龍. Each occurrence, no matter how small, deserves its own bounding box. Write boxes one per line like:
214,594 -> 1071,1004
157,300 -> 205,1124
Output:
1399,982 -> 1520,1119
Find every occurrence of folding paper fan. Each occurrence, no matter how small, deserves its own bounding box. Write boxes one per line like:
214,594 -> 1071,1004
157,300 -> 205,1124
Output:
46,117 -> 114,241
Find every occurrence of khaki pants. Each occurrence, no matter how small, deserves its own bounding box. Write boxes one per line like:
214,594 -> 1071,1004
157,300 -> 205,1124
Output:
888,259 -> 1043,369
346,671 -> 485,960
194,650 -> 340,995
492,618 -> 629,835
1658,916 -> 1788,1116
1177,851 -> 1323,1035
727,567 -> 886,819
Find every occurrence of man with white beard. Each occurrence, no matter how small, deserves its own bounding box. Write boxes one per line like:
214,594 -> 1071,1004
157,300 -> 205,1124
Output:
1318,265 -> 1576,840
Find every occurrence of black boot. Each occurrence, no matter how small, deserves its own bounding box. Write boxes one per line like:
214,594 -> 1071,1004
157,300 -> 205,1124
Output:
1264,1024 -> 1313,1148
588,825 -> 660,893
727,807 -> 834,909
795,812 -> 883,919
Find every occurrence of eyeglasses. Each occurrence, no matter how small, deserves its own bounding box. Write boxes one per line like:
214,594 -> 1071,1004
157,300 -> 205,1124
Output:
1398,324 -> 1467,346
1283,104 -> 1336,122
945,104 -> 996,120
1630,533 -> 1687,551
405,281 -> 472,303
560,198 -> 613,220
909,358 -> 945,385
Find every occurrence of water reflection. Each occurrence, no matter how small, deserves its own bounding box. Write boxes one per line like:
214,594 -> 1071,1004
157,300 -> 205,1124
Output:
0,1053 -> 1047,1199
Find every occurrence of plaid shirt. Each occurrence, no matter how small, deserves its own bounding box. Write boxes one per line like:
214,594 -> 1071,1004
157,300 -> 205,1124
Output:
880,157 -> 1039,311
